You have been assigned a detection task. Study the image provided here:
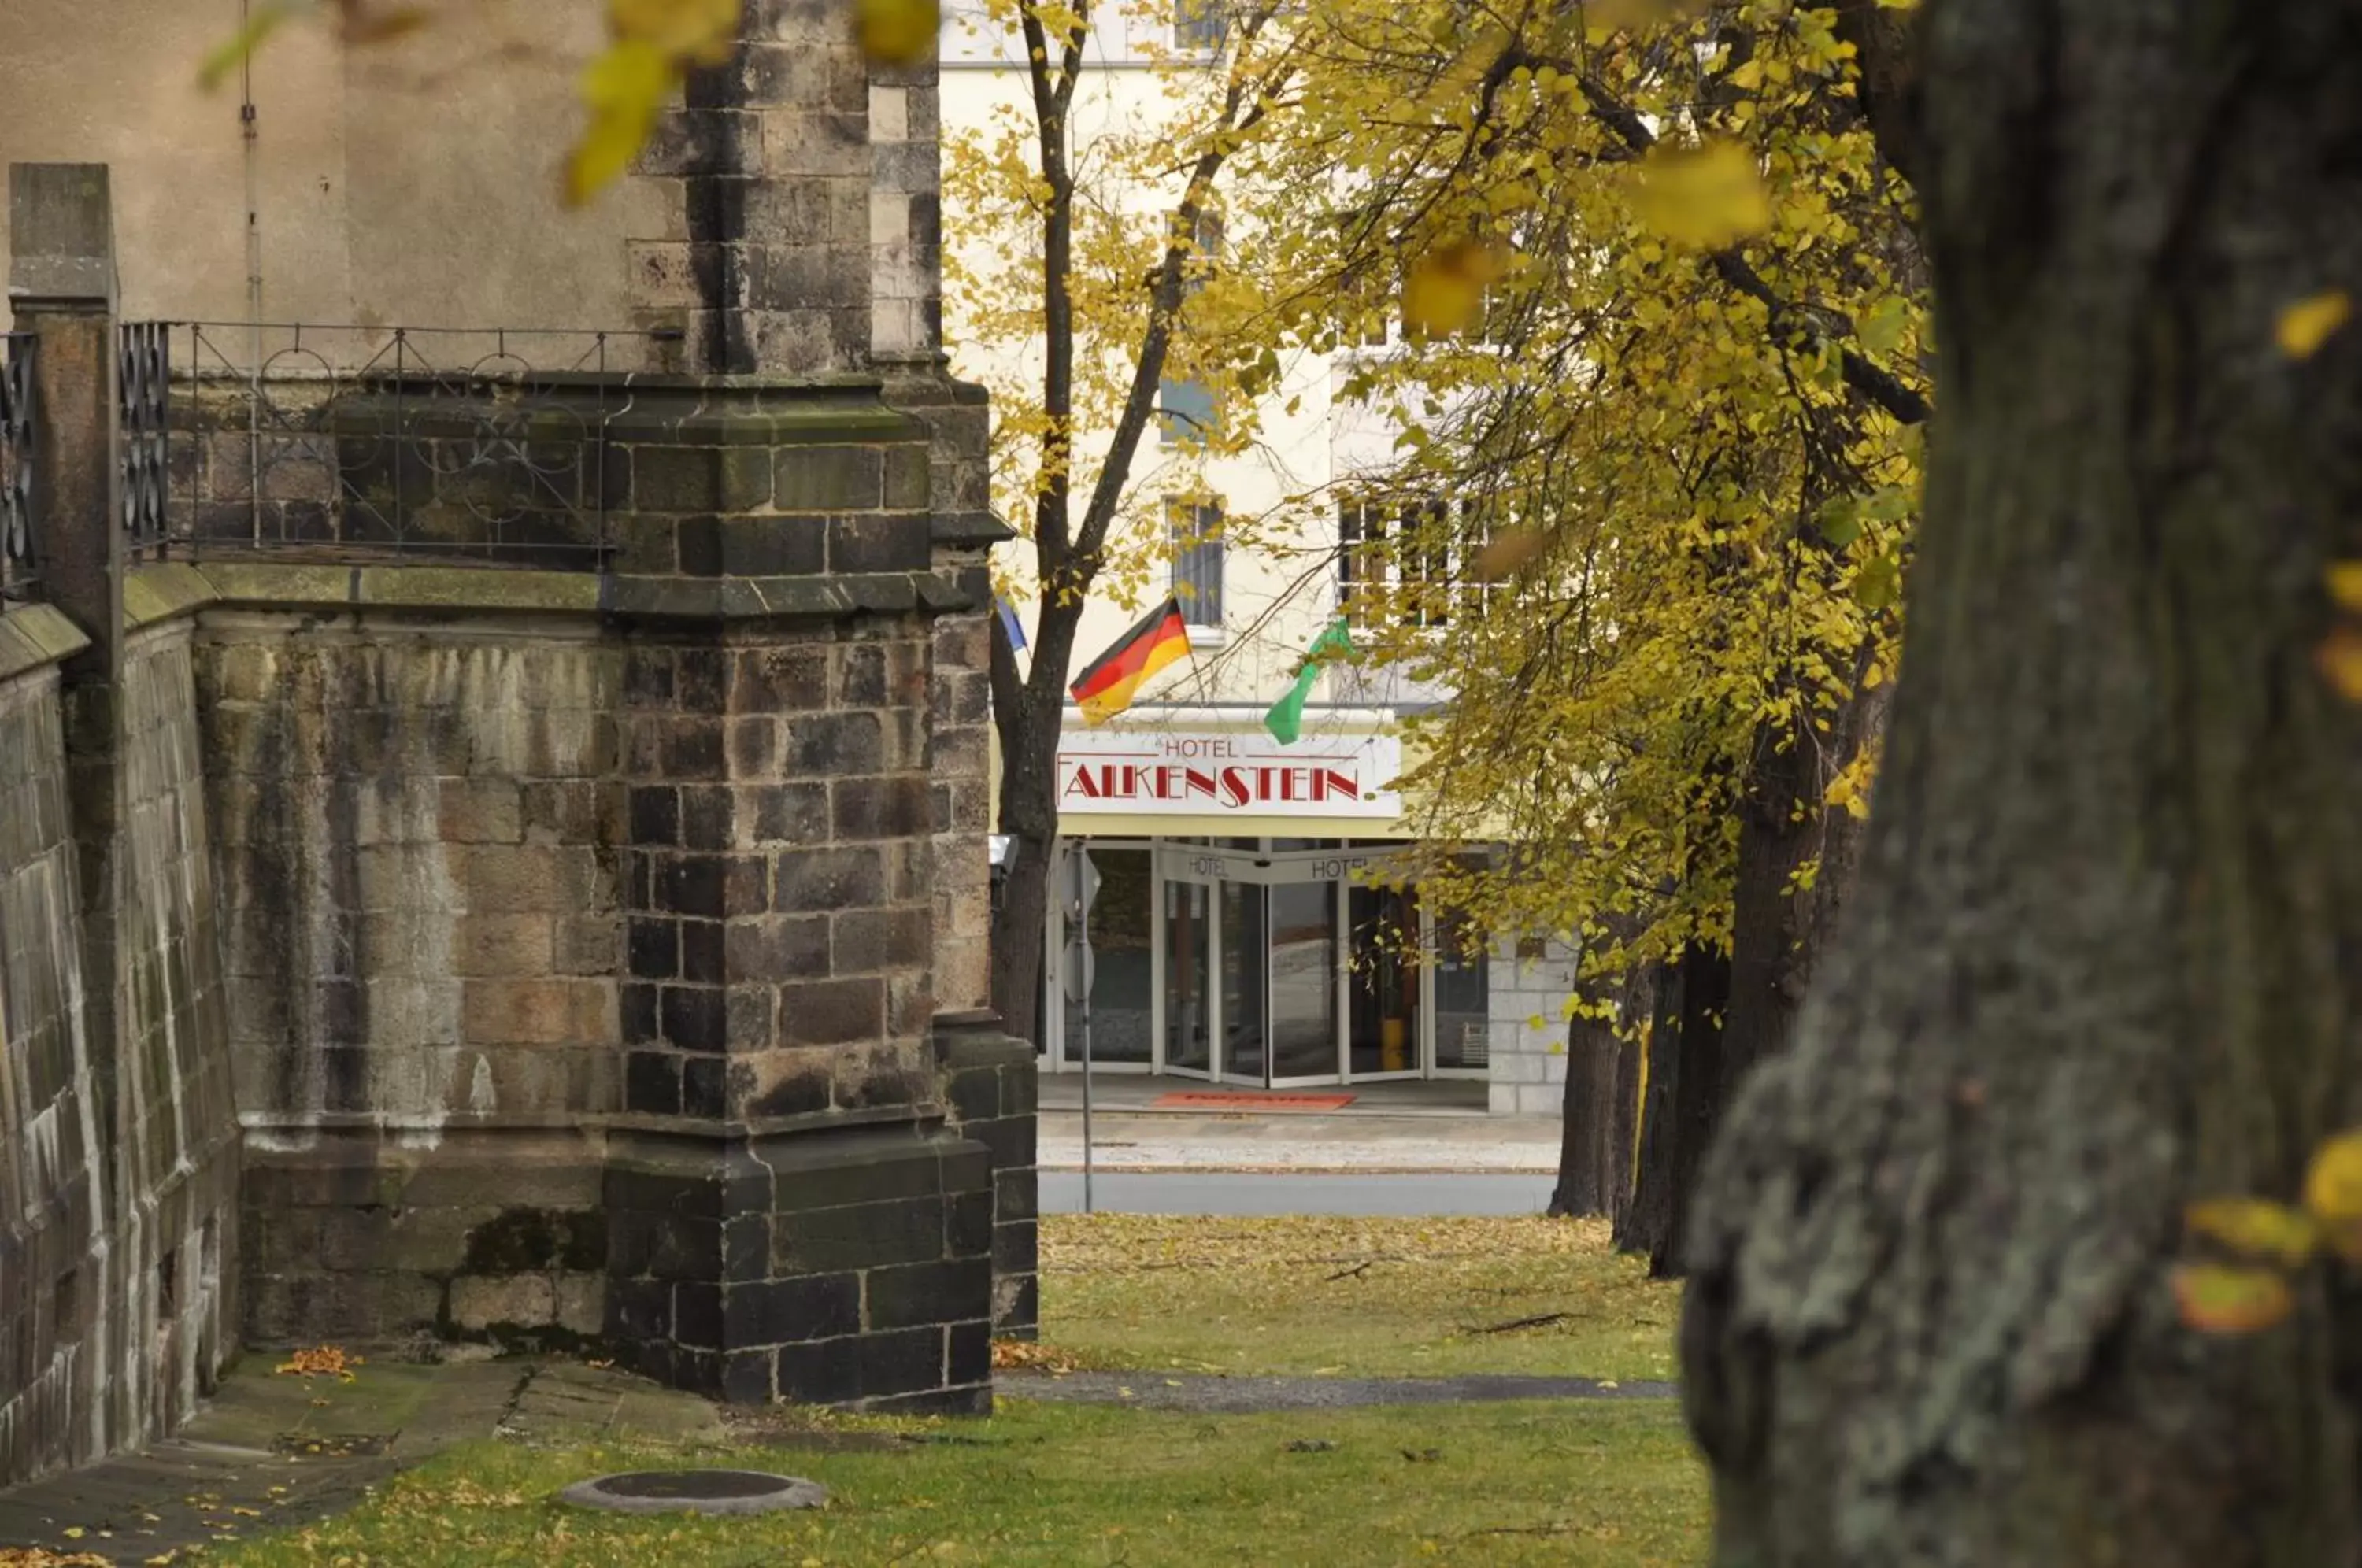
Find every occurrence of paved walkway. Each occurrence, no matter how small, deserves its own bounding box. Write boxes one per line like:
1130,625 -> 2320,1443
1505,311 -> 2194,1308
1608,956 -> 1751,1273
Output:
999,1370 -> 1676,1412
0,1356 -> 720,1562
1042,1107 -> 1562,1174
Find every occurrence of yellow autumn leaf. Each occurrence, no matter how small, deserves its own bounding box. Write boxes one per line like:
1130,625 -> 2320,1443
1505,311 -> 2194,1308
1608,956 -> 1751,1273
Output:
2276,289 -> 2352,361
2327,562 -> 2362,611
567,39 -> 675,208
858,0 -> 941,66
610,0 -> 738,65
1632,139 -> 1772,251
2316,626 -> 2362,703
1468,527 -> 1547,581
198,0 -> 308,90
337,1 -> 431,44
1402,240 -> 1504,338
2171,1262 -> 2293,1336
2304,1129 -> 2362,1227
2183,1197 -> 2319,1267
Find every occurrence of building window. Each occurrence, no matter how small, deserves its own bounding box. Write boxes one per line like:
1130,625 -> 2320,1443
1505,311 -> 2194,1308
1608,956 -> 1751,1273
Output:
1159,376 -> 1216,448
1169,497 -> 1224,627
1160,208 -> 1224,448
1338,495 -> 1494,629
1174,0 -> 1225,54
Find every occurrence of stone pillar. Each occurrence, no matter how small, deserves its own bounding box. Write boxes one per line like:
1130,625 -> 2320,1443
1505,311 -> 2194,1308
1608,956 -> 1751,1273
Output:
595,382 -> 996,1411
9,163 -> 128,1450
932,1009 -> 1039,1336
627,1 -> 876,375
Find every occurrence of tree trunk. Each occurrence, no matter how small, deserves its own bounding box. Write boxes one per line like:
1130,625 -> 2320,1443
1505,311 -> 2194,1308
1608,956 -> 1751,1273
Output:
1653,940 -> 1732,1278
1553,939 -> 1660,1219
1618,952 -> 1708,1262
1549,1008 -> 1623,1218
1680,5 -> 2362,1563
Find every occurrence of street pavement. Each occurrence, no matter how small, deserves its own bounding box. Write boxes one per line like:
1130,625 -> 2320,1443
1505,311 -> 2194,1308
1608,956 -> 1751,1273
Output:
1039,1109 -> 1560,1175
1041,1170 -> 1557,1216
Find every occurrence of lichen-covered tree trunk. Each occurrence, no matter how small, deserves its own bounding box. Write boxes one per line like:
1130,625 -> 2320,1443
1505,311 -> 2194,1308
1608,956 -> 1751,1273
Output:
1680,2 -> 2362,1563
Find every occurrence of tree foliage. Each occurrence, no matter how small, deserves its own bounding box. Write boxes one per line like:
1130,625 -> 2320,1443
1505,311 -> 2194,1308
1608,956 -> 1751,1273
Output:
1237,0 -> 1931,997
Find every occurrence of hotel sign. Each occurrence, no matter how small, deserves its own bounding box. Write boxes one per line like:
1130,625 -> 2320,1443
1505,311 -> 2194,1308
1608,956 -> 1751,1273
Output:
1055,730 -> 1403,819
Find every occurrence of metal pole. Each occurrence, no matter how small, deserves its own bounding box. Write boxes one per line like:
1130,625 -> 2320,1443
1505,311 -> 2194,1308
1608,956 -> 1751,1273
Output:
1080,886 -> 1095,1215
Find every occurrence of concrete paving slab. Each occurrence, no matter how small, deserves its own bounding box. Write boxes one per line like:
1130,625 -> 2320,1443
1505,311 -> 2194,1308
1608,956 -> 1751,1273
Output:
0,1356 -> 720,1562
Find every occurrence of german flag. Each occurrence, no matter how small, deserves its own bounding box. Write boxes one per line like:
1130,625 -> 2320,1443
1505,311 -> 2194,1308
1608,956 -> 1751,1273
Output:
1069,597 -> 1193,727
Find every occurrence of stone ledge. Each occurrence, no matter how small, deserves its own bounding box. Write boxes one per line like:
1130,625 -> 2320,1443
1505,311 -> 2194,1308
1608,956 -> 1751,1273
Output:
121,561 -> 216,628
0,602 -> 91,682
930,512 -> 1016,549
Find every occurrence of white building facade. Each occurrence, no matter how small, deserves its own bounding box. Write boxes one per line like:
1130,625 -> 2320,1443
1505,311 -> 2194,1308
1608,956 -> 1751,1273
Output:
942,7 -> 1573,1113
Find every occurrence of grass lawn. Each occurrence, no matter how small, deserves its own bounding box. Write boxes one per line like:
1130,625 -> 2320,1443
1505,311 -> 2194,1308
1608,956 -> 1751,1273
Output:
214,1399 -> 1705,1567
205,1215 -> 1701,1565
1035,1215 -> 1681,1381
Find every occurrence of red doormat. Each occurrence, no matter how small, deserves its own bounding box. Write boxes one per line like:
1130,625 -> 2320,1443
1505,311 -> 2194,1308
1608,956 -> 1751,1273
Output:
1150,1092 -> 1357,1111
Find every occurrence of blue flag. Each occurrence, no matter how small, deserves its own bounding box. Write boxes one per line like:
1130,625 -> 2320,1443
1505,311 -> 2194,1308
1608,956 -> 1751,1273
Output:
995,595 -> 1028,653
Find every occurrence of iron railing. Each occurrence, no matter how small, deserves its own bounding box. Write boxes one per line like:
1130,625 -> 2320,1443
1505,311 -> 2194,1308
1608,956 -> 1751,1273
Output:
120,321 -> 171,559
0,332 -> 36,606
168,322 -> 676,570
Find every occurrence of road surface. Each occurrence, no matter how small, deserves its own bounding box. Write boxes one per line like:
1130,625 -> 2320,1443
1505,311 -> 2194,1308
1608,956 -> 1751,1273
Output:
1040,1170 -> 1556,1216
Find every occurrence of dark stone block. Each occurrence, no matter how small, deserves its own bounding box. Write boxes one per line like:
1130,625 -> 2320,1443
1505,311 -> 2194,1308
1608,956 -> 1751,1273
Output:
773,446 -> 883,511
725,1273 -> 861,1344
731,646 -> 829,712
829,778 -> 931,842
675,1281 -> 724,1349
661,718 -> 727,776
631,446 -> 722,512
628,918 -> 679,981
726,986 -> 776,1048
721,1348 -> 776,1404
747,1066 -> 831,1119
948,1192 -> 994,1258
785,712 -> 883,775
772,847 -> 883,913
772,1196 -> 946,1274
777,978 -> 884,1045
726,915 -> 830,984
753,784 -> 830,845
857,1326 -> 946,1400
676,513 -> 724,576
676,646 -> 728,709
993,1222 -> 1039,1278
661,856 -> 727,919
996,1274 -> 1039,1336
759,1135 -> 978,1214
607,1277 -> 673,1341
968,1116 -> 1037,1173
776,1336 -> 862,1405
828,516 -> 930,574
720,516 -> 826,576
661,984 -> 727,1052
680,919 -> 725,984
867,1259 -> 992,1332
947,1319 -> 990,1388
605,1161 -> 725,1223
622,983 -> 662,1045
648,1217 -> 724,1281
723,1216 -> 771,1284
945,1066 -> 1001,1125
683,1056 -> 727,1119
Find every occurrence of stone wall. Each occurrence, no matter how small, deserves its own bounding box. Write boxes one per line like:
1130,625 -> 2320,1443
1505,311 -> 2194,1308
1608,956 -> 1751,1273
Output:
0,604 -> 243,1490
1487,935 -> 1579,1116
199,604 -> 622,1348
110,618 -> 242,1447
0,615 -> 104,1486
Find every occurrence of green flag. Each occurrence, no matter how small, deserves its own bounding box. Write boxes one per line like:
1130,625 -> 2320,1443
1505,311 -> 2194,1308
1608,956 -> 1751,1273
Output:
1264,619 -> 1354,745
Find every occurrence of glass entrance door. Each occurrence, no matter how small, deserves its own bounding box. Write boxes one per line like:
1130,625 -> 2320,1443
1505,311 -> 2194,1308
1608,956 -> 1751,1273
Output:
1164,876 -> 1214,1077
1267,880 -> 1338,1081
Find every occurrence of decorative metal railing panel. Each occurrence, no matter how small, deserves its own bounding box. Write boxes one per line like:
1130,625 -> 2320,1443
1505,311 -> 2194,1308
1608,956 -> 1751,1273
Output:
120,320 -> 171,558
168,323 -> 670,570
0,332 -> 36,606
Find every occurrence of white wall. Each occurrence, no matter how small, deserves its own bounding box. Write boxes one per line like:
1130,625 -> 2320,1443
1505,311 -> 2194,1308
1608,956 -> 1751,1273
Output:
1485,935 -> 1579,1116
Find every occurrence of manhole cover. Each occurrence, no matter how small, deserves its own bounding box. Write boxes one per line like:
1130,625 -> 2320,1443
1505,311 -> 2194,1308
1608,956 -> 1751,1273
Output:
559,1470 -> 828,1516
